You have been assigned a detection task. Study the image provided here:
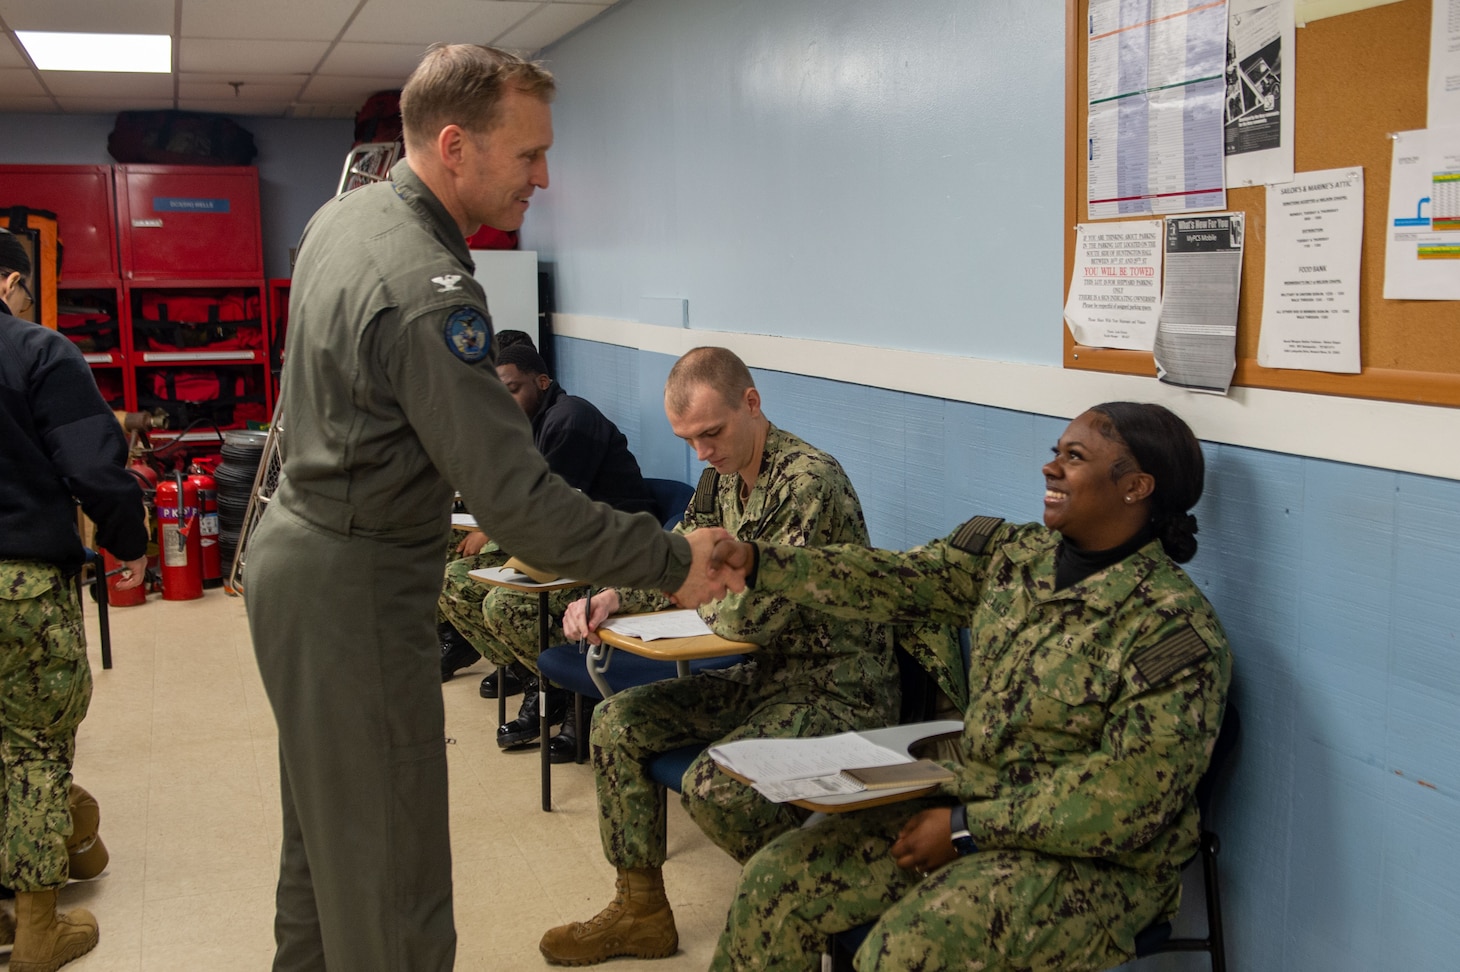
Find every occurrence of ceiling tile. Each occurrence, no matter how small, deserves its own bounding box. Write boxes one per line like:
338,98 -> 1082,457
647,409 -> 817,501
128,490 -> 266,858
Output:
53,96 -> 175,114
0,0 -> 175,34
345,0 -> 539,46
40,70 -> 173,98
495,2 -> 609,52
178,98 -> 294,117
1,38 -> 31,69
0,95 -> 58,113
297,75 -> 399,105
317,42 -> 430,80
0,66 -> 45,96
177,38 -> 332,74
178,79 -> 305,101
180,0 -> 362,42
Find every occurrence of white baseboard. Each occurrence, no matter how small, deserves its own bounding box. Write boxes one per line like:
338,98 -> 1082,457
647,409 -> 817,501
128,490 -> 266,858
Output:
552,314 -> 1459,481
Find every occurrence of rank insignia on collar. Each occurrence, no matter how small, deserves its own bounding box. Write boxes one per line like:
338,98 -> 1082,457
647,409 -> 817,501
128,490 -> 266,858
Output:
444,307 -> 493,363
432,273 -> 464,292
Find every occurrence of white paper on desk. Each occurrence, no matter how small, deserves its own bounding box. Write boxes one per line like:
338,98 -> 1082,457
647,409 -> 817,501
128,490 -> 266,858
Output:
1258,167 -> 1363,372
752,775 -> 867,803
710,732 -> 909,784
601,609 -> 712,641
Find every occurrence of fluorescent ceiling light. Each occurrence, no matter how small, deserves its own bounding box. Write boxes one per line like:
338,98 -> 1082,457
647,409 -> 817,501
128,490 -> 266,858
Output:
16,31 -> 172,74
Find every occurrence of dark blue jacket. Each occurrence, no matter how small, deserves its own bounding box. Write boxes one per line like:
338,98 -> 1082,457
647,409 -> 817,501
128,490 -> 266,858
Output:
0,300 -> 147,568
531,382 -> 654,516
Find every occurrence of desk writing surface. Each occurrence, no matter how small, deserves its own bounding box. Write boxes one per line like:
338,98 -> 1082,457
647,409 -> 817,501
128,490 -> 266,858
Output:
467,566 -> 581,594
595,612 -> 757,662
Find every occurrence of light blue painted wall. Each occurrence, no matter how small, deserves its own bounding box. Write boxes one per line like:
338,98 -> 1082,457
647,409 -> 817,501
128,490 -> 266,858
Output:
540,1 -> 1460,968
0,113 -> 352,279
528,0 -> 1067,364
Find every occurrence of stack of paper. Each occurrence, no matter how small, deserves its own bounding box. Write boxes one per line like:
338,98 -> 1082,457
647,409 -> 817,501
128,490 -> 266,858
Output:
709,732 -> 915,803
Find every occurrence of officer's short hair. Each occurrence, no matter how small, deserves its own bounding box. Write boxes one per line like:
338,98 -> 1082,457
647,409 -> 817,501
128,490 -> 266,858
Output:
665,347 -> 756,415
495,329 -> 536,353
497,342 -> 548,377
0,228 -> 31,277
401,44 -> 556,152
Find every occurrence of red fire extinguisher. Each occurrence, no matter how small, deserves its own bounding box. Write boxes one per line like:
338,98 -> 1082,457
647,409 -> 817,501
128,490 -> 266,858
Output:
155,472 -> 203,601
186,462 -> 221,587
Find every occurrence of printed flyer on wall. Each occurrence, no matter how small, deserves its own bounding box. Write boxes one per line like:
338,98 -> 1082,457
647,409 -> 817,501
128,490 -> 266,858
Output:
1063,221 -> 1164,350
1155,212 -> 1245,394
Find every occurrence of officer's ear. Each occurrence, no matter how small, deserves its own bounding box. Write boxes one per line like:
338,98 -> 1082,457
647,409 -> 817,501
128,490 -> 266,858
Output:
437,125 -> 469,173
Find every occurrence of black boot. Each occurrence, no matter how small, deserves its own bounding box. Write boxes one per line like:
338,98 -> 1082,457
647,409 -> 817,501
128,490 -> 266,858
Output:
497,679 -> 568,749
440,623 -> 480,682
479,660 -> 529,699
548,697 -> 595,764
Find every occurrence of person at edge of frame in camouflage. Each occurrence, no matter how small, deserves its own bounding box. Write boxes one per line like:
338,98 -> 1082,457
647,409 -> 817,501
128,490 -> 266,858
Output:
0,227 -> 149,972
705,401 -> 1233,972
537,346 -> 931,966
437,336 -> 655,704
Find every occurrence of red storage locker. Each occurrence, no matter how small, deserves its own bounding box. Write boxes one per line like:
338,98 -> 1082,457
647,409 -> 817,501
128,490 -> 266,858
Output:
115,165 -> 263,279
0,165 -> 119,282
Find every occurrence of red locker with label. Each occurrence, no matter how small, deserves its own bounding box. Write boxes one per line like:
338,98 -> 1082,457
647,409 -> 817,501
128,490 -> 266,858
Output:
115,165 -> 263,280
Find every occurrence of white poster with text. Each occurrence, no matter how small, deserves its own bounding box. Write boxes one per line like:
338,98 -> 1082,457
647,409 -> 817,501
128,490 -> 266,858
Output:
1258,168 -> 1364,372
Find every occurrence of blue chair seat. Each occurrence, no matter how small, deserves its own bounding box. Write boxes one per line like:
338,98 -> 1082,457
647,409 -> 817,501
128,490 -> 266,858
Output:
537,642 -> 745,700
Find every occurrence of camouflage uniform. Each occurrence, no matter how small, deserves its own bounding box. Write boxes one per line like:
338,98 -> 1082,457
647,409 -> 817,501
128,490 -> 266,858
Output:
711,519 -> 1232,972
475,582 -> 582,676
0,563 -> 90,890
593,424 -> 900,868
437,542 -> 513,665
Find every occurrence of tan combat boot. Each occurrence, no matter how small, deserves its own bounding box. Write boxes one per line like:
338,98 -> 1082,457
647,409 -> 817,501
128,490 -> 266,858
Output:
10,889 -> 99,972
539,867 -> 678,966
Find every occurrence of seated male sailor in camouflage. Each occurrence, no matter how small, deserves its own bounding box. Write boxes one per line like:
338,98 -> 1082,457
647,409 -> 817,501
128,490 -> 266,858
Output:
438,339 -> 655,690
706,402 -> 1232,972
536,346 -> 900,966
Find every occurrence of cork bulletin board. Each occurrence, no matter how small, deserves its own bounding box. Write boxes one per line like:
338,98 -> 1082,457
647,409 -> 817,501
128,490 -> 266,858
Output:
1063,0 -> 1459,407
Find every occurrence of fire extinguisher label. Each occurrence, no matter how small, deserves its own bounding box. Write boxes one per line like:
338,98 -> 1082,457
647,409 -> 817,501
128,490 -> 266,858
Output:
201,513 -> 219,546
162,522 -> 189,567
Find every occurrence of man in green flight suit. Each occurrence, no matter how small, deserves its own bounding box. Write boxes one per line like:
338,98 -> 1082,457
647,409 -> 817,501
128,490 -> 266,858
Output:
706,402 -> 1232,971
245,45 -> 726,972
538,346 -> 901,966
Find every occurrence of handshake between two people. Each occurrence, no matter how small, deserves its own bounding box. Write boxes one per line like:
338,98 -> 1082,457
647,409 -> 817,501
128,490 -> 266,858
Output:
565,528 -> 759,646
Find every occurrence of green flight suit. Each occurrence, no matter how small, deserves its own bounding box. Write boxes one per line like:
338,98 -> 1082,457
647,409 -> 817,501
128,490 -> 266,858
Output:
591,425 -> 900,869
711,520 -> 1232,972
246,160 -> 691,972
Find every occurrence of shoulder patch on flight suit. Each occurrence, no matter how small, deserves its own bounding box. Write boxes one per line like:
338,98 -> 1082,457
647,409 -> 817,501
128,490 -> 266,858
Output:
1132,624 -> 1210,687
692,468 -> 719,514
949,516 -> 1003,554
442,307 -> 494,363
